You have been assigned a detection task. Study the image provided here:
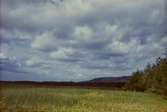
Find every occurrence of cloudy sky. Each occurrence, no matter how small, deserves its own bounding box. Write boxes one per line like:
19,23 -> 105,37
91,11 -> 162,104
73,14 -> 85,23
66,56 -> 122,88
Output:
0,0 -> 167,81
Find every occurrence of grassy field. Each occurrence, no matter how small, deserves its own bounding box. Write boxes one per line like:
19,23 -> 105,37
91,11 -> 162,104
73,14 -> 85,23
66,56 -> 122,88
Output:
0,85 -> 167,112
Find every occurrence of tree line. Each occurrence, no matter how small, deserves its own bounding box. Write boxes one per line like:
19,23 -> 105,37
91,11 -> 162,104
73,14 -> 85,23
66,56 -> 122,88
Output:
125,56 -> 167,97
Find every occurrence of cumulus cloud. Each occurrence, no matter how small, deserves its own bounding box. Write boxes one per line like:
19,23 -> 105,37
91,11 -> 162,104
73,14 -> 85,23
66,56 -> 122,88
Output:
0,0 -> 166,81
31,31 -> 56,51
107,41 -> 129,55
73,25 -> 94,41
0,54 -> 22,73
25,57 -> 45,67
106,38 -> 140,55
160,36 -> 167,47
1,0 -> 94,31
49,47 -> 75,60
105,24 -> 119,38
0,29 -> 32,42
0,52 -> 7,59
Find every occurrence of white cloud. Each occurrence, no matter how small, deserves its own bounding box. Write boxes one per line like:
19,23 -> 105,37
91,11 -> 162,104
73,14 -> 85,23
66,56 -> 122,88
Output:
25,56 -> 48,67
62,0 -> 93,16
49,47 -> 75,59
73,25 -> 94,41
31,31 -> 55,50
107,41 -> 129,54
0,52 -> 7,59
90,0 -> 164,11
0,0 -> 166,81
2,0 -> 165,32
0,29 -> 31,40
106,38 -> 141,55
2,0 -> 94,31
104,23 -> 129,41
26,57 -> 40,66
147,43 -> 165,57
105,24 -> 118,37
160,36 -> 167,46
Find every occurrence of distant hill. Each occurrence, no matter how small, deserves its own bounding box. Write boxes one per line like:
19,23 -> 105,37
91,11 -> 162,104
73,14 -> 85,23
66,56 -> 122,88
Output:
0,76 -> 131,89
88,76 -> 131,83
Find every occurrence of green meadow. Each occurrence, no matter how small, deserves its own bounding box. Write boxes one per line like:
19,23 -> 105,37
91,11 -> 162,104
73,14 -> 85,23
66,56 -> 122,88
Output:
0,86 -> 167,112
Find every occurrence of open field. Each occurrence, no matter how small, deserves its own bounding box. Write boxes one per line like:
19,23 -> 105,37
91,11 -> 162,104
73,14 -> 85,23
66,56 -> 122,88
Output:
0,85 -> 167,112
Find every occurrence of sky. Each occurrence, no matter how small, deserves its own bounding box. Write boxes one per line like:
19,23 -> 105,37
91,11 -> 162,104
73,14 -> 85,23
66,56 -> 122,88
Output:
0,0 -> 167,81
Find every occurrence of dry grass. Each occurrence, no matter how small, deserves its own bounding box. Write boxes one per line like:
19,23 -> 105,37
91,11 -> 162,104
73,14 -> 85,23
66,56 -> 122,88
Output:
0,85 -> 167,112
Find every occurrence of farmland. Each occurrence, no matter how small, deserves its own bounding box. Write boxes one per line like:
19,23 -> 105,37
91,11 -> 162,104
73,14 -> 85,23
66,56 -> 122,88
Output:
0,84 -> 167,112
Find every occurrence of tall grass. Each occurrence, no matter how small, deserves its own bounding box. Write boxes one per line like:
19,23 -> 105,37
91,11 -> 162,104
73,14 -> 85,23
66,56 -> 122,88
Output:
0,86 -> 167,112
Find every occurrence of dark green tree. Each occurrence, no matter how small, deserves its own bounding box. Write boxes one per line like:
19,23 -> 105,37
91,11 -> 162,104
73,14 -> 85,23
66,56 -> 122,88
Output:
125,57 -> 167,97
